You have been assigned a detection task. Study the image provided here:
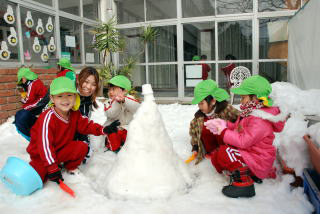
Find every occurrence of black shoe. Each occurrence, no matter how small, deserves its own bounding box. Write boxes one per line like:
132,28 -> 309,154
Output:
222,183 -> 256,198
251,175 -> 263,184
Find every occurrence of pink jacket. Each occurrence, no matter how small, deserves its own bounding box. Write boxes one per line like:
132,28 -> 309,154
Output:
223,107 -> 286,179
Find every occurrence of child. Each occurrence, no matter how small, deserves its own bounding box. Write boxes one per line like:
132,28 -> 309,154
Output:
205,75 -> 286,198
14,67 -> 49,139
104,75 -> 140,152
56,58 -> 76,81
26,77 -> 119,184
74,67 -> 100,163
189,79 -> 239,164
221,54 -> 236,89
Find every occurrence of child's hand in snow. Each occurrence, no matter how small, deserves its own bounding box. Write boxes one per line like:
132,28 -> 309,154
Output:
204,119 -> 227,135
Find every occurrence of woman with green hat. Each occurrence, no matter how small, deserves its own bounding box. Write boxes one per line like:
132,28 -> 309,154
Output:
204,75 -> 287,198
57,58 -> 76,82
14,67 -> 49,140
188,79 -> 239,164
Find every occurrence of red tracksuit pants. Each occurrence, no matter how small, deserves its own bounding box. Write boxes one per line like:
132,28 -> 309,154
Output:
105,129 -> 127,151
211,145 -> 246,173
29,141 -> 88,182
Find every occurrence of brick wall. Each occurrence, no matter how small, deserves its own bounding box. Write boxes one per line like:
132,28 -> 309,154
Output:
0,67 -> 57,124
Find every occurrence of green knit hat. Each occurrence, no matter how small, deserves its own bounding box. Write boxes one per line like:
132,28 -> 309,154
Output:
17,68 -> 38,83
192,79 -> 230,104
57,58 -> 75,72
192,56 -> 200,61
50,77 -> 77,95
108,75 -> 131,91
230,75 -> 273,106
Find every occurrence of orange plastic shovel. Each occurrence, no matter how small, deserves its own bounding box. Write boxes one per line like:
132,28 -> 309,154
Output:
59,180 -> 75,198
185,153 -> 197,164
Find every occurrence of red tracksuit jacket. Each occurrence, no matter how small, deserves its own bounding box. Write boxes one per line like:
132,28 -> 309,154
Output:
23,79 -> 47,110
26,107 -> 104,171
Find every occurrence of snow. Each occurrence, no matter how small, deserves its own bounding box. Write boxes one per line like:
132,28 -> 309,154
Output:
0,81 -> 318,213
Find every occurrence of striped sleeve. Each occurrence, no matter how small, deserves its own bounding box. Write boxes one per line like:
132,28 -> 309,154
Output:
37,110 -> 57,168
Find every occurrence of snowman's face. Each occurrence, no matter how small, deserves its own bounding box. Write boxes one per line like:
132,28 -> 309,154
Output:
27,20 -> 33,26
7,15 -> 13,21
38,28 -> 43,33
48,25 -> 53,30
35,45 -> 40,51
2,51 -> 8,57
49,45 -> 54,51
43,54 -> 48,60
10,37 -> 16,44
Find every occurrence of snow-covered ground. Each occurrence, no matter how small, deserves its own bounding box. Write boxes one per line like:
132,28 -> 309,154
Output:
0,82 -> 319,214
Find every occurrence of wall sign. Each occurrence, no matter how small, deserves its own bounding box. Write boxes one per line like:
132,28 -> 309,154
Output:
8,27 -> 18,46
0,41 -> 11,60
25,11 -> 34,28
32,37 -> 41,53
4,5 -> 15,25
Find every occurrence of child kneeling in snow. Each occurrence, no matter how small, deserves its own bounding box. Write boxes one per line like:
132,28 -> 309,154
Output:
14,67 -> 49,140
27,77 -> 119,184
104,75 -> 140,152
189,80 -> 239,164
205,75 -> 286,198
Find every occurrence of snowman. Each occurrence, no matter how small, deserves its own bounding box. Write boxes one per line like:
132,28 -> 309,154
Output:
48,37 -> 56,52
8,27 -> 18,46
4,5 -> 15,24
46,17 -> 54,32
25,11 -> 34,28
0,41 -> 11,61
32,37 -> 41,53
36,19 -> 45,35
104,84 -> 193,200
41,46 -> 49,62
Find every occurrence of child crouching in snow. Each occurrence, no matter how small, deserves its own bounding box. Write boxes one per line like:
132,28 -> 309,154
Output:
205,75 -> 286,198
189,80 -> 239,164
27,77 -> 119,184
104,75 -> 140,152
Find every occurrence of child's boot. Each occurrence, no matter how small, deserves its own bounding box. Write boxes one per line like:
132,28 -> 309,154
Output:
222,166 -> 255,198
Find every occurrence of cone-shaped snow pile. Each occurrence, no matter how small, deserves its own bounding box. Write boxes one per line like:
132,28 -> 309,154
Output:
104,84 -> 193,200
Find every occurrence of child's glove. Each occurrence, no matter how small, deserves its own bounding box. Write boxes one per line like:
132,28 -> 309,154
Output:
103,120 -> 120,134
47,169 -> 64,184
204,119 -> 227,135
20,91 -> 27,99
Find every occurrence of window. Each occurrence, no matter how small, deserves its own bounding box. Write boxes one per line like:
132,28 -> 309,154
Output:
59,17 -> 81,63
148,25 -> 177,63
184,63 -> 216,97
83,0 -> 100,20
259,62 -> 287,83
182,0 -> 215,18
217,0 -> 253,14
146,0 -> 177,21
183,22 -> 215,61
149,64 -> 178,97
116,0 -> 144,24
84,25 -> 100,64
259,17 -> 289,59
119,28 -> 144,63
259,0 -> 301,12
32,0 -> 52,7
59,0 -> 80,16
218,62 -> 252,90
20,7 -> 56,63
218,20 -> 252,60
0,2 -> 18,62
